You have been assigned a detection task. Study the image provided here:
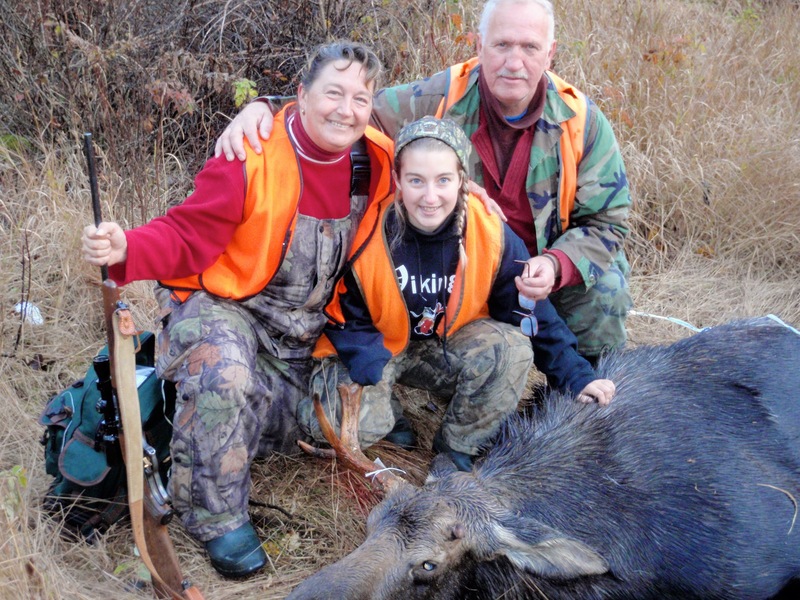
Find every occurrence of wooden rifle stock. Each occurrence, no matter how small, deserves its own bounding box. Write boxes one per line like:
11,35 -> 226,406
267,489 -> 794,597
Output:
85,133 -> 205,600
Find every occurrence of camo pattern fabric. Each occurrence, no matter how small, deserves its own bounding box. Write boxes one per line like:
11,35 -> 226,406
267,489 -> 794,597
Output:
550,252 -> 632,359
153,213 -> 361,541
299,319 -> 533,456
371,64 -> 632,356
394,116 -> 472,174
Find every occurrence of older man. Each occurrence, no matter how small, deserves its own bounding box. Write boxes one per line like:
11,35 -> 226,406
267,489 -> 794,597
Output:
216,0 -> 631,363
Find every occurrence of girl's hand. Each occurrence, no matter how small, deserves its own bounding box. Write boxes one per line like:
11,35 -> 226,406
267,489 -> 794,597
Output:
214,101 -> 274,161
576,379 -> 616,406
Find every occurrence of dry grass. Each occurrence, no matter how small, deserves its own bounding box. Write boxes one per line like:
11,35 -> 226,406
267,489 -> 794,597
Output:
556,0 -> 800,277
2,0 -> 800,598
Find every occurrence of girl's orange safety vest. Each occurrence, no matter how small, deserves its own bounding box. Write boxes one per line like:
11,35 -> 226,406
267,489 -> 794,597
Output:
314,194 -> 504,359
435,58 -> 588,233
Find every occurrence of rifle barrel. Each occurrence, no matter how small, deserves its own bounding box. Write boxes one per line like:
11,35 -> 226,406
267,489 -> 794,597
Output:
83,132 -> 108,281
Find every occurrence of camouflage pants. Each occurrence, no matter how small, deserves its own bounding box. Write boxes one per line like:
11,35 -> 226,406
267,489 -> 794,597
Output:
549,253 -> 632,360
155,291 -> 312,542
299,319 -> 533,456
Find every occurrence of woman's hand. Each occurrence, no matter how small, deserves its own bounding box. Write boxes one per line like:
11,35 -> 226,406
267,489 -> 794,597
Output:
82,221 -> 128,266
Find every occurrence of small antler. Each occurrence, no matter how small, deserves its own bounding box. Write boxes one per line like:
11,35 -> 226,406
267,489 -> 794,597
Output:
298,382 -> 403,492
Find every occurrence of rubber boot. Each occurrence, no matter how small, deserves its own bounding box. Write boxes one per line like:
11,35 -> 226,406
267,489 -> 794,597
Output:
205,522 -> 266,578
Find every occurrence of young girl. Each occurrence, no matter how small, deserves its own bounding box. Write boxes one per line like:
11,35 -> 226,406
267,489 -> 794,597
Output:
300,116 -> 614,470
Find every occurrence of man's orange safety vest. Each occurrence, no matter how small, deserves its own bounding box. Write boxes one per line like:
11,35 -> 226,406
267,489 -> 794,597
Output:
435,58 -> 588,233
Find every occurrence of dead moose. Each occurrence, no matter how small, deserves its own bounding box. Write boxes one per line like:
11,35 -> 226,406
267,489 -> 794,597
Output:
290,317 -> 800,600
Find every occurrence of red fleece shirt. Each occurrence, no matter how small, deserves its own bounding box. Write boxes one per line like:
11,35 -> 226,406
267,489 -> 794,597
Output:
110,110 -> 353,285
109,155 -> 245,285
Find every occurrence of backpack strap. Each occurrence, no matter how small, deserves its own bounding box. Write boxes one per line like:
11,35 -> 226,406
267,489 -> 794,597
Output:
350,136 -> 371,197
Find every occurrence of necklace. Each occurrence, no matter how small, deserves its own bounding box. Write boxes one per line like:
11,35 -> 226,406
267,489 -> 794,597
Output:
287,113 -> 348,165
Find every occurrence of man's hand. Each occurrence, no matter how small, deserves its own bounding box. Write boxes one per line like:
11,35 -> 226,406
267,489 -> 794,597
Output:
468,180 -> 507,222
516,255 -> 557,301
576,379 -> 616,406
82,222 -> 128,266
214,101 -> 274,161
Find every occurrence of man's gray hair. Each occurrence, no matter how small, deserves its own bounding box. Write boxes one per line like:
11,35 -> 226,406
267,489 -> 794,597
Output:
478,0 -> 555,44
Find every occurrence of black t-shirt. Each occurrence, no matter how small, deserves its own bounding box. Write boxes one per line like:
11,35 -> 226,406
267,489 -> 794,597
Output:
386,207 -> 460,341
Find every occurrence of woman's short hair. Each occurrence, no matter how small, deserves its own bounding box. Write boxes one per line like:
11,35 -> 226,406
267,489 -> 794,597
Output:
301,41 -> 383,91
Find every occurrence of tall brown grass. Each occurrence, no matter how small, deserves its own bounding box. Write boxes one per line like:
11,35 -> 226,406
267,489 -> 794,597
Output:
2,1 -> 799,598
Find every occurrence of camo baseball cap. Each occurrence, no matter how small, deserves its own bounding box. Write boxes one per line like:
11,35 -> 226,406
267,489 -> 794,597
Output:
394,116 -> 471,176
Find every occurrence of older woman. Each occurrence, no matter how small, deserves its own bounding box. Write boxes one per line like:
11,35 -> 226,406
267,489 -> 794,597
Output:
82,41 -> 394,578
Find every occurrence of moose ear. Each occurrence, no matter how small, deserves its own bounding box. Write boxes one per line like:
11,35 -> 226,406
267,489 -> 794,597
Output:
493,526 -> 609,578
426,453 -> 460,482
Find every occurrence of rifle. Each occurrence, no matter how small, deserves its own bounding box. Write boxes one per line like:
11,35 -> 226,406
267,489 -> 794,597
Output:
83,133 -> 205,600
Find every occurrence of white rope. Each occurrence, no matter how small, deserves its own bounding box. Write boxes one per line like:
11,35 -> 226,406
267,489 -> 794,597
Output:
765,314 -> 800,336
628,310 -> 800,336
627,310 -> 703,332
365,457 -> 407,479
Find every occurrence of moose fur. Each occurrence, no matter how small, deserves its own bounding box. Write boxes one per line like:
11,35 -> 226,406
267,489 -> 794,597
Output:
287,318 -> 800,600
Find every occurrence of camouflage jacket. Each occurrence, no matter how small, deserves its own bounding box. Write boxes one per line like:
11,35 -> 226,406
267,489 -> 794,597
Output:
371,62 -> 631,289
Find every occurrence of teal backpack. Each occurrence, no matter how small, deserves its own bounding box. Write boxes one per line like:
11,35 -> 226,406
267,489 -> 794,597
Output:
40,332 -> 175,540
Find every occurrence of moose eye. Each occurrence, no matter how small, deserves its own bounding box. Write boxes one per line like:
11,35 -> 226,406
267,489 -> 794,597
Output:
412,560 -> 440,584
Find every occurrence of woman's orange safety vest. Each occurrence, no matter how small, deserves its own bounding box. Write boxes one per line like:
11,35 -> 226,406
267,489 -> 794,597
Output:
435,58 -> 588,233
314,194 -> 504,358
160,109 -> 394,302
